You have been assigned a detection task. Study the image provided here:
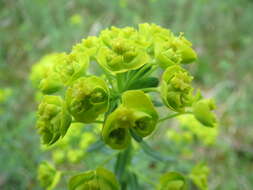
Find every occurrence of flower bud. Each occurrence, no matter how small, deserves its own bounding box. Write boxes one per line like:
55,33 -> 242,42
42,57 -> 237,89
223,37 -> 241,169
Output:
102,107 -> 133,149
161,65 -> 194,112
69,167 -> 120,190
157,172 -> 187,190
122,90 -> 158,137
96,27 -> 150,74
66,76 -> 109,123
38,162 -> 61,190
193,99 -> 217,127
36,95 -> 72,145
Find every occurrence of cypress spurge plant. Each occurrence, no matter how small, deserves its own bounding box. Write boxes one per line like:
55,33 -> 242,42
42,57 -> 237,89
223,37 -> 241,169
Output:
32,23 -> 217,190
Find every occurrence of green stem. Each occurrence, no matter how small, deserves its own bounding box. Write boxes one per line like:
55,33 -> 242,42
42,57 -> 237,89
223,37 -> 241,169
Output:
158,111 -> 193,123
114,144 -> 132,189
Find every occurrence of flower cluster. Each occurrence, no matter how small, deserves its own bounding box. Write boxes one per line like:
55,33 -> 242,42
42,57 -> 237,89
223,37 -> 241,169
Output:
31,23 -> 217,189
31,23 -> 217,146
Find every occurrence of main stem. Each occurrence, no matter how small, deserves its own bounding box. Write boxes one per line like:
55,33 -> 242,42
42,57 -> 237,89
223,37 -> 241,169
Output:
114,144 -> 132,190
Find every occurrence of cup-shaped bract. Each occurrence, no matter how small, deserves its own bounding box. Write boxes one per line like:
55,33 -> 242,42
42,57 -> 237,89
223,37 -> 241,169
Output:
96,26 -> 150,74
54,52 -> 89,86
122,90 -> 158,137
38,162 -> 61,190
161,65 -> 194,112
66,76 -> 109,123
193,99 -> 217,127
36,95 -> 72,145
102,107 -> 133,149
157,172 -> 187,190
69,167 -> 120,190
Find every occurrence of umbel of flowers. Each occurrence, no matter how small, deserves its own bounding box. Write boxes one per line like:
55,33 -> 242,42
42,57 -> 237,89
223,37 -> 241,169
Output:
31,23 -> 217,189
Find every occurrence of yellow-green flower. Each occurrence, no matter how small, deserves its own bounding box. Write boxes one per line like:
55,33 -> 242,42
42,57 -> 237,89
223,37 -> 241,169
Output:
30,53 -> 59,88
157,172 -> 187,190
72,36 -> 100,59
96,26 -> 150,74
30,53 -> 64,94
36,95 -> 72,145
102,90 -> 158,149
189,163 -> 210,190
193,99 -> 217,127
102,106 -> 133,149
161,65 -> 194,112
69,167 -> 120,190
66,76 -> 109,123
38,162 -> 61,190
54,52 -> 89,86
138,23 -> 197,68
122,90 -> 158,137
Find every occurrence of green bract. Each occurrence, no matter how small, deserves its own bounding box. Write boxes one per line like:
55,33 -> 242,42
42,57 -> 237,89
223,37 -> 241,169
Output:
161,65 -> 194,112
38,162 -> 61,190
102,106 -> 133,149
36,95 -> 72,145
122,90 -> 158,137
69,167 -> 120,190
193,99 -> 217,127
66,76 -> 109,123
96,26 -> 150,74
157,172 -> 187,190
102,90 -> 158,149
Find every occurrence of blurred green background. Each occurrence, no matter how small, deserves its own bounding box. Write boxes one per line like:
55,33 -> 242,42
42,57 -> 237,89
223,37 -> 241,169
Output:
1,0 -> 253,189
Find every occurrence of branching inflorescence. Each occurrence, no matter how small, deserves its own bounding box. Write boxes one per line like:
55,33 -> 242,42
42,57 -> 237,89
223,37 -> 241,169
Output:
31,23 -> 217,190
